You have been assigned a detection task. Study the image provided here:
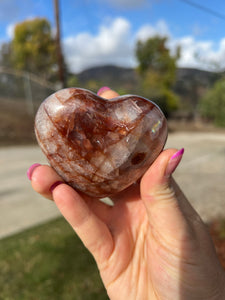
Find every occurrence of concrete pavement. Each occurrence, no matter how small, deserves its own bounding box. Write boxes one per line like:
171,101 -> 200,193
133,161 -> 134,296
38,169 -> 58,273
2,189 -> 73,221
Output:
0,146 -> 60,239
0,132 -> 225,239
166,132 -> 225,222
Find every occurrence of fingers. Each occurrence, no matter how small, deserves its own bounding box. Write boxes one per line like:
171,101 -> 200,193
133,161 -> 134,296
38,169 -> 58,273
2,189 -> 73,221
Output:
141,148 -> 180,192
28,164 -> 63,200
52,183 -> 114,264
140,148 -> 193,240
97,86 -> 119,99
141,148 -> 182,217
28,163 -> 114,263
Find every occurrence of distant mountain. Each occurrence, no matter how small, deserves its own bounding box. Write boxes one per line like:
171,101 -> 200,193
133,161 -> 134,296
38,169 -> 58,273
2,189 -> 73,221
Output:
77,64 -> 220,91
176,67 -> 219,85
77,65 -> 139,91
76,65 -> 222,117
175,67 -> 220,96
174,68 -> 221,116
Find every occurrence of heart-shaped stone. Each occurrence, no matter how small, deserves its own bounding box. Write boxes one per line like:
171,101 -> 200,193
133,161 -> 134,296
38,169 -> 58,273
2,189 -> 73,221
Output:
35,88 -> 167,197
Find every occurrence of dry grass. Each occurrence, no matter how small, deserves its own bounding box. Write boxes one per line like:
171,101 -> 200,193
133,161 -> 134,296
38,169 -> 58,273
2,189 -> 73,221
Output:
0,97 -> 36,145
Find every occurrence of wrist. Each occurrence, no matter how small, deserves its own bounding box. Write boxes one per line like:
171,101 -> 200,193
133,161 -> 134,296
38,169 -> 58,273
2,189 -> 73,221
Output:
220,271 -> 225,299
213,269 -> 225,300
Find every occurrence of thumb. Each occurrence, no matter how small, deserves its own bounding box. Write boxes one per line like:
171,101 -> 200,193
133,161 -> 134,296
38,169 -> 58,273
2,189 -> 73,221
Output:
141,148 -> 184,192
141,148 -> 187,239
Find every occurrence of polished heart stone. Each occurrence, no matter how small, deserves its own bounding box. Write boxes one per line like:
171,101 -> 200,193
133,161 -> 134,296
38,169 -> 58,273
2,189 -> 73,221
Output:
35,88 -> 168,198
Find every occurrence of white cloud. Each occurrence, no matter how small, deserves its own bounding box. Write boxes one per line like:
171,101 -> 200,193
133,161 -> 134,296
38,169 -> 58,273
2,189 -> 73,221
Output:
171,36 -> 225,71
6,23 -> 15,39
135,20 -> 171,42
63,17 -> 225,73
174,37 -> 213,68
63,17 -> 134,73
202,38 -> 225,70
136,21 -> 225,71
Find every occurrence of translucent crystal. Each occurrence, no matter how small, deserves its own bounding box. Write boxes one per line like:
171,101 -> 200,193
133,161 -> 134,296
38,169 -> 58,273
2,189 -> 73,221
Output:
35,88 -> 168,197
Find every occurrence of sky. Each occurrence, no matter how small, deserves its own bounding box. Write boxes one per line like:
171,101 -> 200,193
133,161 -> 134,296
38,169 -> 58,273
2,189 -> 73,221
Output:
1,0 -> 225,73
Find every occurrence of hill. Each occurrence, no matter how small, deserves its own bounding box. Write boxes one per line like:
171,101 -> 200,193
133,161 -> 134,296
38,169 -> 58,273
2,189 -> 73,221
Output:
77,65 -> 139,91
76,65 -> 222,117
174,68 -> 221,117
77,65 -> 220,90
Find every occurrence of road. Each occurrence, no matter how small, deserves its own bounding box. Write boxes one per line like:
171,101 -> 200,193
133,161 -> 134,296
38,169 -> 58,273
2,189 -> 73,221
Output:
0,146 -> 59,239
0,132 -> 225,239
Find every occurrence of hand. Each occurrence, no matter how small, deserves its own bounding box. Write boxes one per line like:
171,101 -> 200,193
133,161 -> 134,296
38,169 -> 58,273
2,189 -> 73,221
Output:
28,88 -> 225,300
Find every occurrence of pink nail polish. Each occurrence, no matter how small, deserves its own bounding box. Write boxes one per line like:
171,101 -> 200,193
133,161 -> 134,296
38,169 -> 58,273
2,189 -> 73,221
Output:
170,148 -> 184,160
165,148 -> 184,177
97,86 -> 111,96
27,163 -> 41,180
50,181 -> 64,193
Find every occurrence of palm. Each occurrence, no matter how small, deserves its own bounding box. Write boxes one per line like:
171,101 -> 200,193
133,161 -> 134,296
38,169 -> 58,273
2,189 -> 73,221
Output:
30,161 -> 225,300
81,177 -> 222,300
83,183 -> 159,299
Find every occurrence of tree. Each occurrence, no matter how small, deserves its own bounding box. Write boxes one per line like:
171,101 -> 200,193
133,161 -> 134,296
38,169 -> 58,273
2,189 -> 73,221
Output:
199,78 -> 225,127
11,18 -> 58,80
135,36 -> 180,116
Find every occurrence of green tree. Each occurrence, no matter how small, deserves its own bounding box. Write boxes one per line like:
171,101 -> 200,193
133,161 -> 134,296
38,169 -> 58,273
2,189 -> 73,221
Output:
67,74 -> 80,88
135,36 -> 180,116
199,78 -> 225,127
11,18 -> 58,80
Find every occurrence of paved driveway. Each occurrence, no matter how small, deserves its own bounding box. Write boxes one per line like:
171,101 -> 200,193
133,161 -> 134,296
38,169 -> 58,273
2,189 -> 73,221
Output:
0,146 -> 60,239
0,132 -> 225,239
166,132 -> 225,222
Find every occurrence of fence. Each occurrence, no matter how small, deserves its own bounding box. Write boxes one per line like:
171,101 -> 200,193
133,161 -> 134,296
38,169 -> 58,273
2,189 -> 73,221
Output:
0,67 -> 57,145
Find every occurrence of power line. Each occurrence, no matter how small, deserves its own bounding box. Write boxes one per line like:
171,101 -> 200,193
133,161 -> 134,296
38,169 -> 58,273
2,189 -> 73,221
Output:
179,0 -> 225,21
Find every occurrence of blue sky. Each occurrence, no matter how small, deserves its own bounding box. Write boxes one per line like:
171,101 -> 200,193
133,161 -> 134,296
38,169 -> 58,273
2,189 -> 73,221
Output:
1,0 -> 225,73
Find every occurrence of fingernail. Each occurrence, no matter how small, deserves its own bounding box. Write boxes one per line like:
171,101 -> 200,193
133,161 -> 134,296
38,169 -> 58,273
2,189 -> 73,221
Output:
27,163 -> 41,180
50,181 -> 64,193
97,86 -> 111,96
165,148 -> 184,177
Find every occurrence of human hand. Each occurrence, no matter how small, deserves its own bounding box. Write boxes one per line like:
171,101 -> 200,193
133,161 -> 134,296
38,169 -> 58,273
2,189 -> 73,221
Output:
28,87 -> 225,300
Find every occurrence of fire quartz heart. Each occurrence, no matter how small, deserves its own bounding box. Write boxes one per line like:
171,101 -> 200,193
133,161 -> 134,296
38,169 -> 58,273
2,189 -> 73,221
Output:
35,88 -> 168,198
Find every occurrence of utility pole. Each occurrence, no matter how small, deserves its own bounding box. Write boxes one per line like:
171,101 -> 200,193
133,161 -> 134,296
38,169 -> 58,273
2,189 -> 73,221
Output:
54,0 -> 66,87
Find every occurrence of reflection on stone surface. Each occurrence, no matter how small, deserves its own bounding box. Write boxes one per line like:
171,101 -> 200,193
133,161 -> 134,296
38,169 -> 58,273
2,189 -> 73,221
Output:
35,88 -> 168,197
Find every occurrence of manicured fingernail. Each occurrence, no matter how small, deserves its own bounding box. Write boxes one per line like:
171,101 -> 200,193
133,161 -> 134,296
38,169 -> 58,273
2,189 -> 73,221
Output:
27,163 -> 41,180
97,86 -> 111,96
165,148 -> 184,177
170,148 -> 184,160
50,181 -> 64,193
